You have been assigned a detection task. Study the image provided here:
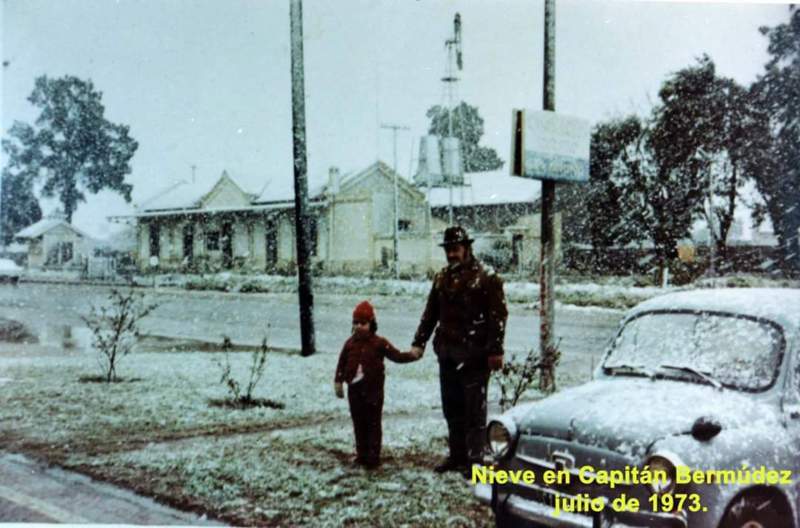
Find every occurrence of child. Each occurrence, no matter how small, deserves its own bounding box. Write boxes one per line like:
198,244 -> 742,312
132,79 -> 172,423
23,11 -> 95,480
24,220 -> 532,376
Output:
334,300 -> 419,469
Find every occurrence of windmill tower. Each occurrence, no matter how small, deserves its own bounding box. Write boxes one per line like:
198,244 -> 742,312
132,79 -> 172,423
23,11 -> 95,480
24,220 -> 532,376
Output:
442,13 -> 465,224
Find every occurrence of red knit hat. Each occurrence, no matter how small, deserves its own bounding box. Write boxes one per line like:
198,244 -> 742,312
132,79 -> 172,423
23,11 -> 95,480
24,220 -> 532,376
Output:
352,300 -> 376,323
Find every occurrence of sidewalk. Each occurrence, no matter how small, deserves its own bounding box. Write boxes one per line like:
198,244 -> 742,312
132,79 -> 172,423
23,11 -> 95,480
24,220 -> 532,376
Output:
0,453 -> 222,525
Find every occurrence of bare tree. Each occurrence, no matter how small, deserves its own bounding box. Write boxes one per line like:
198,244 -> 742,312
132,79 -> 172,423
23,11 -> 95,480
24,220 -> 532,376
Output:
214,332 -> 272,406
82,289 -> 158,382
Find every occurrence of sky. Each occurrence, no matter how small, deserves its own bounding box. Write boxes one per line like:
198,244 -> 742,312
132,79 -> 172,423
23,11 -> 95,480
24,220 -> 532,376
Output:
0,0 -> 792,240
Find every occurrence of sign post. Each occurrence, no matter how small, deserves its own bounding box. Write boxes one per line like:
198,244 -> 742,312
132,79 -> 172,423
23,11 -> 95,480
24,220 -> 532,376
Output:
510,0 -> 590,392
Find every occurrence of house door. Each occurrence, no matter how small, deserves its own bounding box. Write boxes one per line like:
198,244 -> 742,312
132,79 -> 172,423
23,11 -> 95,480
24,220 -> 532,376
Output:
221,222 -> 233,269
183,224 -> 194,264
265,222 -> 278,271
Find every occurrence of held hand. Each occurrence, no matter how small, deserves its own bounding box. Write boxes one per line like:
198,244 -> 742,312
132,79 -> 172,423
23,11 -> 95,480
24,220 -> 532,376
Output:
334,382 -> 344,399
487,355 -> 504,372
410,345 -> 424,360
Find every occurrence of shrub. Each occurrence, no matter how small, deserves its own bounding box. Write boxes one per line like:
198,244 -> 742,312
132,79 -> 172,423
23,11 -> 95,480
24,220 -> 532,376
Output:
82,289 -> 158,382
212,332 -> 282,409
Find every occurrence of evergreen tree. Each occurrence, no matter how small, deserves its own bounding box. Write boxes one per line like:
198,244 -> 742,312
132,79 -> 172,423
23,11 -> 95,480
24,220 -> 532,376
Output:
0,170 -> 42,245
426,102 -> 504,172
649,55 -> 769,264
558,116 -> 645,260
751,7 -> 800,272
1,75 -> 138,223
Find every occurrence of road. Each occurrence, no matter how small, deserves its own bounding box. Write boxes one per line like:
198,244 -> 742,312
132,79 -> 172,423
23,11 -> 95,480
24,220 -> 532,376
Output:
0,281 -> 622,372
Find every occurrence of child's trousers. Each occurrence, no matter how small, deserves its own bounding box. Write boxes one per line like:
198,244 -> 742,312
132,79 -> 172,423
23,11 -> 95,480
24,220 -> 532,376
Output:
347,380 -> 384,466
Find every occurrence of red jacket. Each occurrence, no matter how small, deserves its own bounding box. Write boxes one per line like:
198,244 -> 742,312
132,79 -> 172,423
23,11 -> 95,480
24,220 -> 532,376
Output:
335,332 -> 415,385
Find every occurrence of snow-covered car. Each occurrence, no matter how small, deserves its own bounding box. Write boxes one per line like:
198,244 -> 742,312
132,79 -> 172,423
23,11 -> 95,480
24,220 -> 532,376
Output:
0,258 -> 23,284
477,288 -> 800,528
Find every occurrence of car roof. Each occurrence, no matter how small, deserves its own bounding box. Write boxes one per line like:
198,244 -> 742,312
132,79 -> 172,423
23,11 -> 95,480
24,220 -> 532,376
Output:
627,288 -> 800,331
0,258 -> 20,269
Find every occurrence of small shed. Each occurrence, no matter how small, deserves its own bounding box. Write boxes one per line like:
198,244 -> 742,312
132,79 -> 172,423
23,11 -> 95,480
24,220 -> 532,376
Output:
15,218 -> 92,269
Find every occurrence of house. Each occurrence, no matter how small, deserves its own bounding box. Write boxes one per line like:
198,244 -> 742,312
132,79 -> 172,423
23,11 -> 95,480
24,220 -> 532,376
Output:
319,162 -> 435,274
14,215 -> 93,269
115,162 -> 436,275
115,170 -> 318,273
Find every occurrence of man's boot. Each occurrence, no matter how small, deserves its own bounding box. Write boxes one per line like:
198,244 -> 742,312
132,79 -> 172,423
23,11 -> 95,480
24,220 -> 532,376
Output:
434,457 -> 467,473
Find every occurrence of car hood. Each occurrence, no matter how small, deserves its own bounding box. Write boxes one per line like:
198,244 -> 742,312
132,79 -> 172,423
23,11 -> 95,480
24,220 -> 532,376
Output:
507,378 -> 778,457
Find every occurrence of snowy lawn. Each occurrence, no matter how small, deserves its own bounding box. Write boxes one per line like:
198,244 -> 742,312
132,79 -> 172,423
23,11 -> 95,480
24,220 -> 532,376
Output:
70,417 -> 488,526
0,343 -> 591,526
133,271 -> 679,309
0,348 -> 445,454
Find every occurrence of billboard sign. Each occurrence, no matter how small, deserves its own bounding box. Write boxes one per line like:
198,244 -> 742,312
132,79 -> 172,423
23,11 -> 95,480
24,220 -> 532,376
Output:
511,109 -> 591,183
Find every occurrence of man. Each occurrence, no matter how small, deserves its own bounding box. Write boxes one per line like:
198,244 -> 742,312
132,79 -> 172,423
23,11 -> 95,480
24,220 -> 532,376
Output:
411,226 -> 508,474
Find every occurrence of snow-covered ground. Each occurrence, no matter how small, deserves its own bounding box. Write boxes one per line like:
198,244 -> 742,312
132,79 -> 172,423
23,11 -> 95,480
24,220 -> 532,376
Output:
21,269 -> 799,310
0,341 -> 585,526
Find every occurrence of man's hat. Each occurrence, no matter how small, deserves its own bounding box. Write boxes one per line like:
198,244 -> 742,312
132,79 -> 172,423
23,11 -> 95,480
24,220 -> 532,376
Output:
439,226 -> 474,247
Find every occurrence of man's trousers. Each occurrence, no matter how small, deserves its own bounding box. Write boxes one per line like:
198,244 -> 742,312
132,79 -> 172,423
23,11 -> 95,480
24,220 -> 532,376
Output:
439,359 -> 489,464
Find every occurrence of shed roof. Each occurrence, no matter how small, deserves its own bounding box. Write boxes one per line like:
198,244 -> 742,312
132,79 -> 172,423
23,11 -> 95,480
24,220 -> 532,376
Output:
425,170 -> 541,208
15,218 -> 90,239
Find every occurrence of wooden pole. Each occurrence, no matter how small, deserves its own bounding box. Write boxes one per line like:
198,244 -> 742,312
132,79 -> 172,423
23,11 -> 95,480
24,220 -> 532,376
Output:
290,0 -> 316,356
539,0 -> 557,392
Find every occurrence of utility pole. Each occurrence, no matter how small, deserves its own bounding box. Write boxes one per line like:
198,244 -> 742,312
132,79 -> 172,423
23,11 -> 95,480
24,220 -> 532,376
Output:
289,0 -> 315,356
539,0 -> 557,393
380,123 -> 409,279
190,164 -> 197,184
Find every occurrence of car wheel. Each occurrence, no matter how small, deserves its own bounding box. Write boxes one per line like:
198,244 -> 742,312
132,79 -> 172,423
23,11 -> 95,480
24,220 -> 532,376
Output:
720,492 -> 790,528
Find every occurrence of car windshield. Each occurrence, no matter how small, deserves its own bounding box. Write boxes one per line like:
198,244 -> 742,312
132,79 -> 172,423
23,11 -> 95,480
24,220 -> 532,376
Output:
603,311 -> 785,391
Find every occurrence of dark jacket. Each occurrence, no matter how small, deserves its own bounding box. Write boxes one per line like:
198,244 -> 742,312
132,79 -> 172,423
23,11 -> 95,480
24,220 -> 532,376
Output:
412,257 -> 508,365
335,332 -> 416,385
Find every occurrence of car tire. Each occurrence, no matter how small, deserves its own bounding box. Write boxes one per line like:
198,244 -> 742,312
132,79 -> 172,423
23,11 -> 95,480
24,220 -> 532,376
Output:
493,509 -> 541,528
720,491 -> 791,528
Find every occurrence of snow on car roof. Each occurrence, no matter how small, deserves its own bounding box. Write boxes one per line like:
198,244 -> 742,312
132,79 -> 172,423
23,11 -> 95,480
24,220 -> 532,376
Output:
0,258 -> 21,270
627,288 -> 800,330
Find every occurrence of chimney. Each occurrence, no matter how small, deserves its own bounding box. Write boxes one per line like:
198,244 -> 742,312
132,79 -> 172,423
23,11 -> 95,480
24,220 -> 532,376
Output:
328,166 -> 340,195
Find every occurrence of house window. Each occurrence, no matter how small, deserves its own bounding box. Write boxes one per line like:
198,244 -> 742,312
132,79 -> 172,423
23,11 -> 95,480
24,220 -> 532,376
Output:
206,231 -> 220,251
61,241 -> 73,263
307,217 -> 318,257
45,241 -> 74,265
149,224 -> 160,258
398,219 -> 412,232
